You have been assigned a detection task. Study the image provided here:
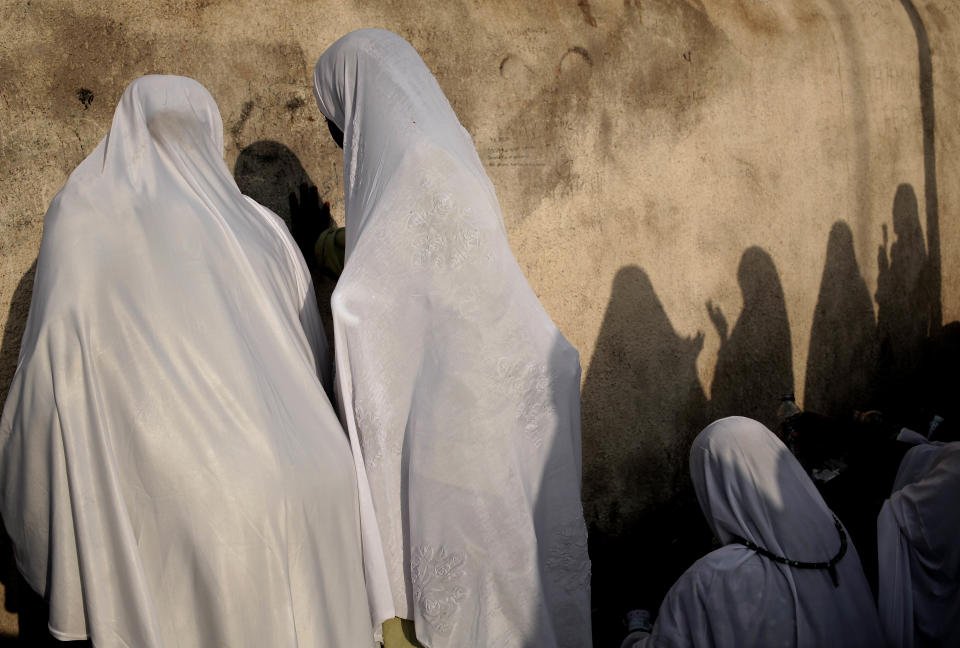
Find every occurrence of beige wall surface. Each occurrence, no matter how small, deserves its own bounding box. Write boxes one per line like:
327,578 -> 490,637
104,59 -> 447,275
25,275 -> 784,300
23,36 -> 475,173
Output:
1,0 -> 957,642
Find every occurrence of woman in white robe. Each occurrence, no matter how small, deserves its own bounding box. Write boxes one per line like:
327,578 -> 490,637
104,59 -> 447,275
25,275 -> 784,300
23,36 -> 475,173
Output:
0,75 -> 374,647
624,416 -> 884,647
312,29 -> 592,648
877,441 -> 960,647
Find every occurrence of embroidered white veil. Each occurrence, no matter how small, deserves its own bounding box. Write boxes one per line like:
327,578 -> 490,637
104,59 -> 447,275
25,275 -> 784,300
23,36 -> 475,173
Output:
314,29 -> 592,648
877,441 -> 960,647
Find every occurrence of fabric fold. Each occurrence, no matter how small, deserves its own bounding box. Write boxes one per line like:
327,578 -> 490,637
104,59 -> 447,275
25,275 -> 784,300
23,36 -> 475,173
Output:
0,75 -> 375,648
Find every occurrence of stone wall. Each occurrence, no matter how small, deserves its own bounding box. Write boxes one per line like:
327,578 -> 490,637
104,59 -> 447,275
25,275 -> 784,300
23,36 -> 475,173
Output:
1,0 -> 958,642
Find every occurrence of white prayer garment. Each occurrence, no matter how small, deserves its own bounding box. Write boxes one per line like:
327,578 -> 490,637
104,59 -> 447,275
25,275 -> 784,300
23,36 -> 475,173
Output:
0,75 -> 376,648
624,417 -> 884,648
313,29 -> 592,648
877,441 -> 960,647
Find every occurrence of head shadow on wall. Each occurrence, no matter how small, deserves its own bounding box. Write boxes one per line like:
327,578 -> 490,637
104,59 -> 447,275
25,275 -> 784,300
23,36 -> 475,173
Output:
873,184 -> 936,418
708,246 -> 794,430
233,140 -> 338,349
234,140 -> 315,230
804,220 -> 878,419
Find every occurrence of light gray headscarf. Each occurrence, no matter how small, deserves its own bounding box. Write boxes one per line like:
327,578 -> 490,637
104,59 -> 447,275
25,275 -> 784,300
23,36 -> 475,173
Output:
630,417 -> 883,647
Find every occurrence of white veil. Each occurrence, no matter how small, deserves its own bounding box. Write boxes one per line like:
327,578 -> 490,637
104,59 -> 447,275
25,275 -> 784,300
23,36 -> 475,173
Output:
0,75 -> 374,647
314,29 -> 592,648
877,441 -> 960,647
631,417 -> 883,647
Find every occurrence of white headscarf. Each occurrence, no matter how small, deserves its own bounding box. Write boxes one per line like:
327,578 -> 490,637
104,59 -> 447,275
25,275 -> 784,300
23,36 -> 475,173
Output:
877,441 -> 960,647
0,75 -> 375,647
628,417 -> 883,647
313,29 -> 592,648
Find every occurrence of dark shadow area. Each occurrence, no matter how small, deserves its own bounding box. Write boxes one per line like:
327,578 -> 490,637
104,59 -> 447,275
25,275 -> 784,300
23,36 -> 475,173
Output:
580,265 -> 711,647
804,221 -> 878,418
708,247 -> 793,430
874,184 -> 932,421
234,141 -> 338,351
861,182 -> 957,430
872,1 -> 960,431
900,0 -> 941,335
788,410 -> 914,598
233,140 -> 312,230
792,1 -> 953,600
0,261 -> 36,406
796,187 -> 954,601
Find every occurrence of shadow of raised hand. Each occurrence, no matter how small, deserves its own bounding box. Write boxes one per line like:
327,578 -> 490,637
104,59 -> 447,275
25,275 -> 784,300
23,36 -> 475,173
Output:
706,299 -> 727,343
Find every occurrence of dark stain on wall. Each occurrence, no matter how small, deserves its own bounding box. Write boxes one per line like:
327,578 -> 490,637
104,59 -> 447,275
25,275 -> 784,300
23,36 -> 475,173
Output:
492,0 -> 740,222
230,100 -> 255,141
558,45 -> 593,72
578,0 -> 598,27
75,88 -> 94,109
284,95 -> 306,113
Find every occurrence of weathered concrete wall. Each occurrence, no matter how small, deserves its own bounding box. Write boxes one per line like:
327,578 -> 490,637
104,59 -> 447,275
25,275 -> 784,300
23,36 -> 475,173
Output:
1,0 -> 958,642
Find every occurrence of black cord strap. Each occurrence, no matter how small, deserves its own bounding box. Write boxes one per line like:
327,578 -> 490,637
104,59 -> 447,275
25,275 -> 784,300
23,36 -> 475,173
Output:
731,516 -> 847,588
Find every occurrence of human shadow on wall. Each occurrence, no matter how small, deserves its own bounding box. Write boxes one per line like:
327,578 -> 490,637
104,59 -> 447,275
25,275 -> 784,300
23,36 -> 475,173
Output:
893,2 -> 958,430
870,182 -> 960,431
900,0 -> 941,334
874,184 -> 932,420
708,247 -> 793,431
580,265 -> 711,647
234,141 -> 338,351
804,221 -> 878,418
801,222 -> 887,594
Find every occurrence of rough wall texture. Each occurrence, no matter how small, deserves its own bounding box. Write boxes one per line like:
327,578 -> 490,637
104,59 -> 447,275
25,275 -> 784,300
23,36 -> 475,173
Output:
1,0 -> 958,643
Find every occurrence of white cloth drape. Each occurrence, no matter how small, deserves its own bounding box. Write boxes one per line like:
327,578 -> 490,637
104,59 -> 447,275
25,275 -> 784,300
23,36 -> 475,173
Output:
877,441 -> 960,647
626,417 -> 883,647
313,29 -> 592,648
0,75 -> 375,648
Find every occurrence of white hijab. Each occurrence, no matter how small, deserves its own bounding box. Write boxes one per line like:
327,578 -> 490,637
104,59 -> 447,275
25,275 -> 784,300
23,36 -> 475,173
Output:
314,29 -> 592,648
877,441 -> 960,647
630,417 -> 883,647
0,75 -> 375,647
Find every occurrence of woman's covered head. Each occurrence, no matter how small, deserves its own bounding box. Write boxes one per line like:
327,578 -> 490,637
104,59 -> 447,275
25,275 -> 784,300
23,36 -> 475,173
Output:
122,75 -> 223,155
690,416 -> 837,560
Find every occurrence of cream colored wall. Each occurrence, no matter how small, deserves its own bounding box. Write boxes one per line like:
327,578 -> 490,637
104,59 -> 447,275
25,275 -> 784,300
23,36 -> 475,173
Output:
1,0 -> 957,640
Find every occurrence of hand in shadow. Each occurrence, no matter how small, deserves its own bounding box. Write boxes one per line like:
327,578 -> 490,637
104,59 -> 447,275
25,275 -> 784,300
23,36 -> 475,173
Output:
687,330 -> 706,355
876,224 -> 890,296
289,183 -> 331,266
706,300 -> 727,343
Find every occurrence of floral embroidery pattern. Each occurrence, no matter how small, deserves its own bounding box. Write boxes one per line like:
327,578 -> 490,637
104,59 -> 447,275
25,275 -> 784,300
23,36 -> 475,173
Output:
353,400 -> 385,467
411,545 -> 469,635
492,357 -> 551,447
406,172 -> 483,270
